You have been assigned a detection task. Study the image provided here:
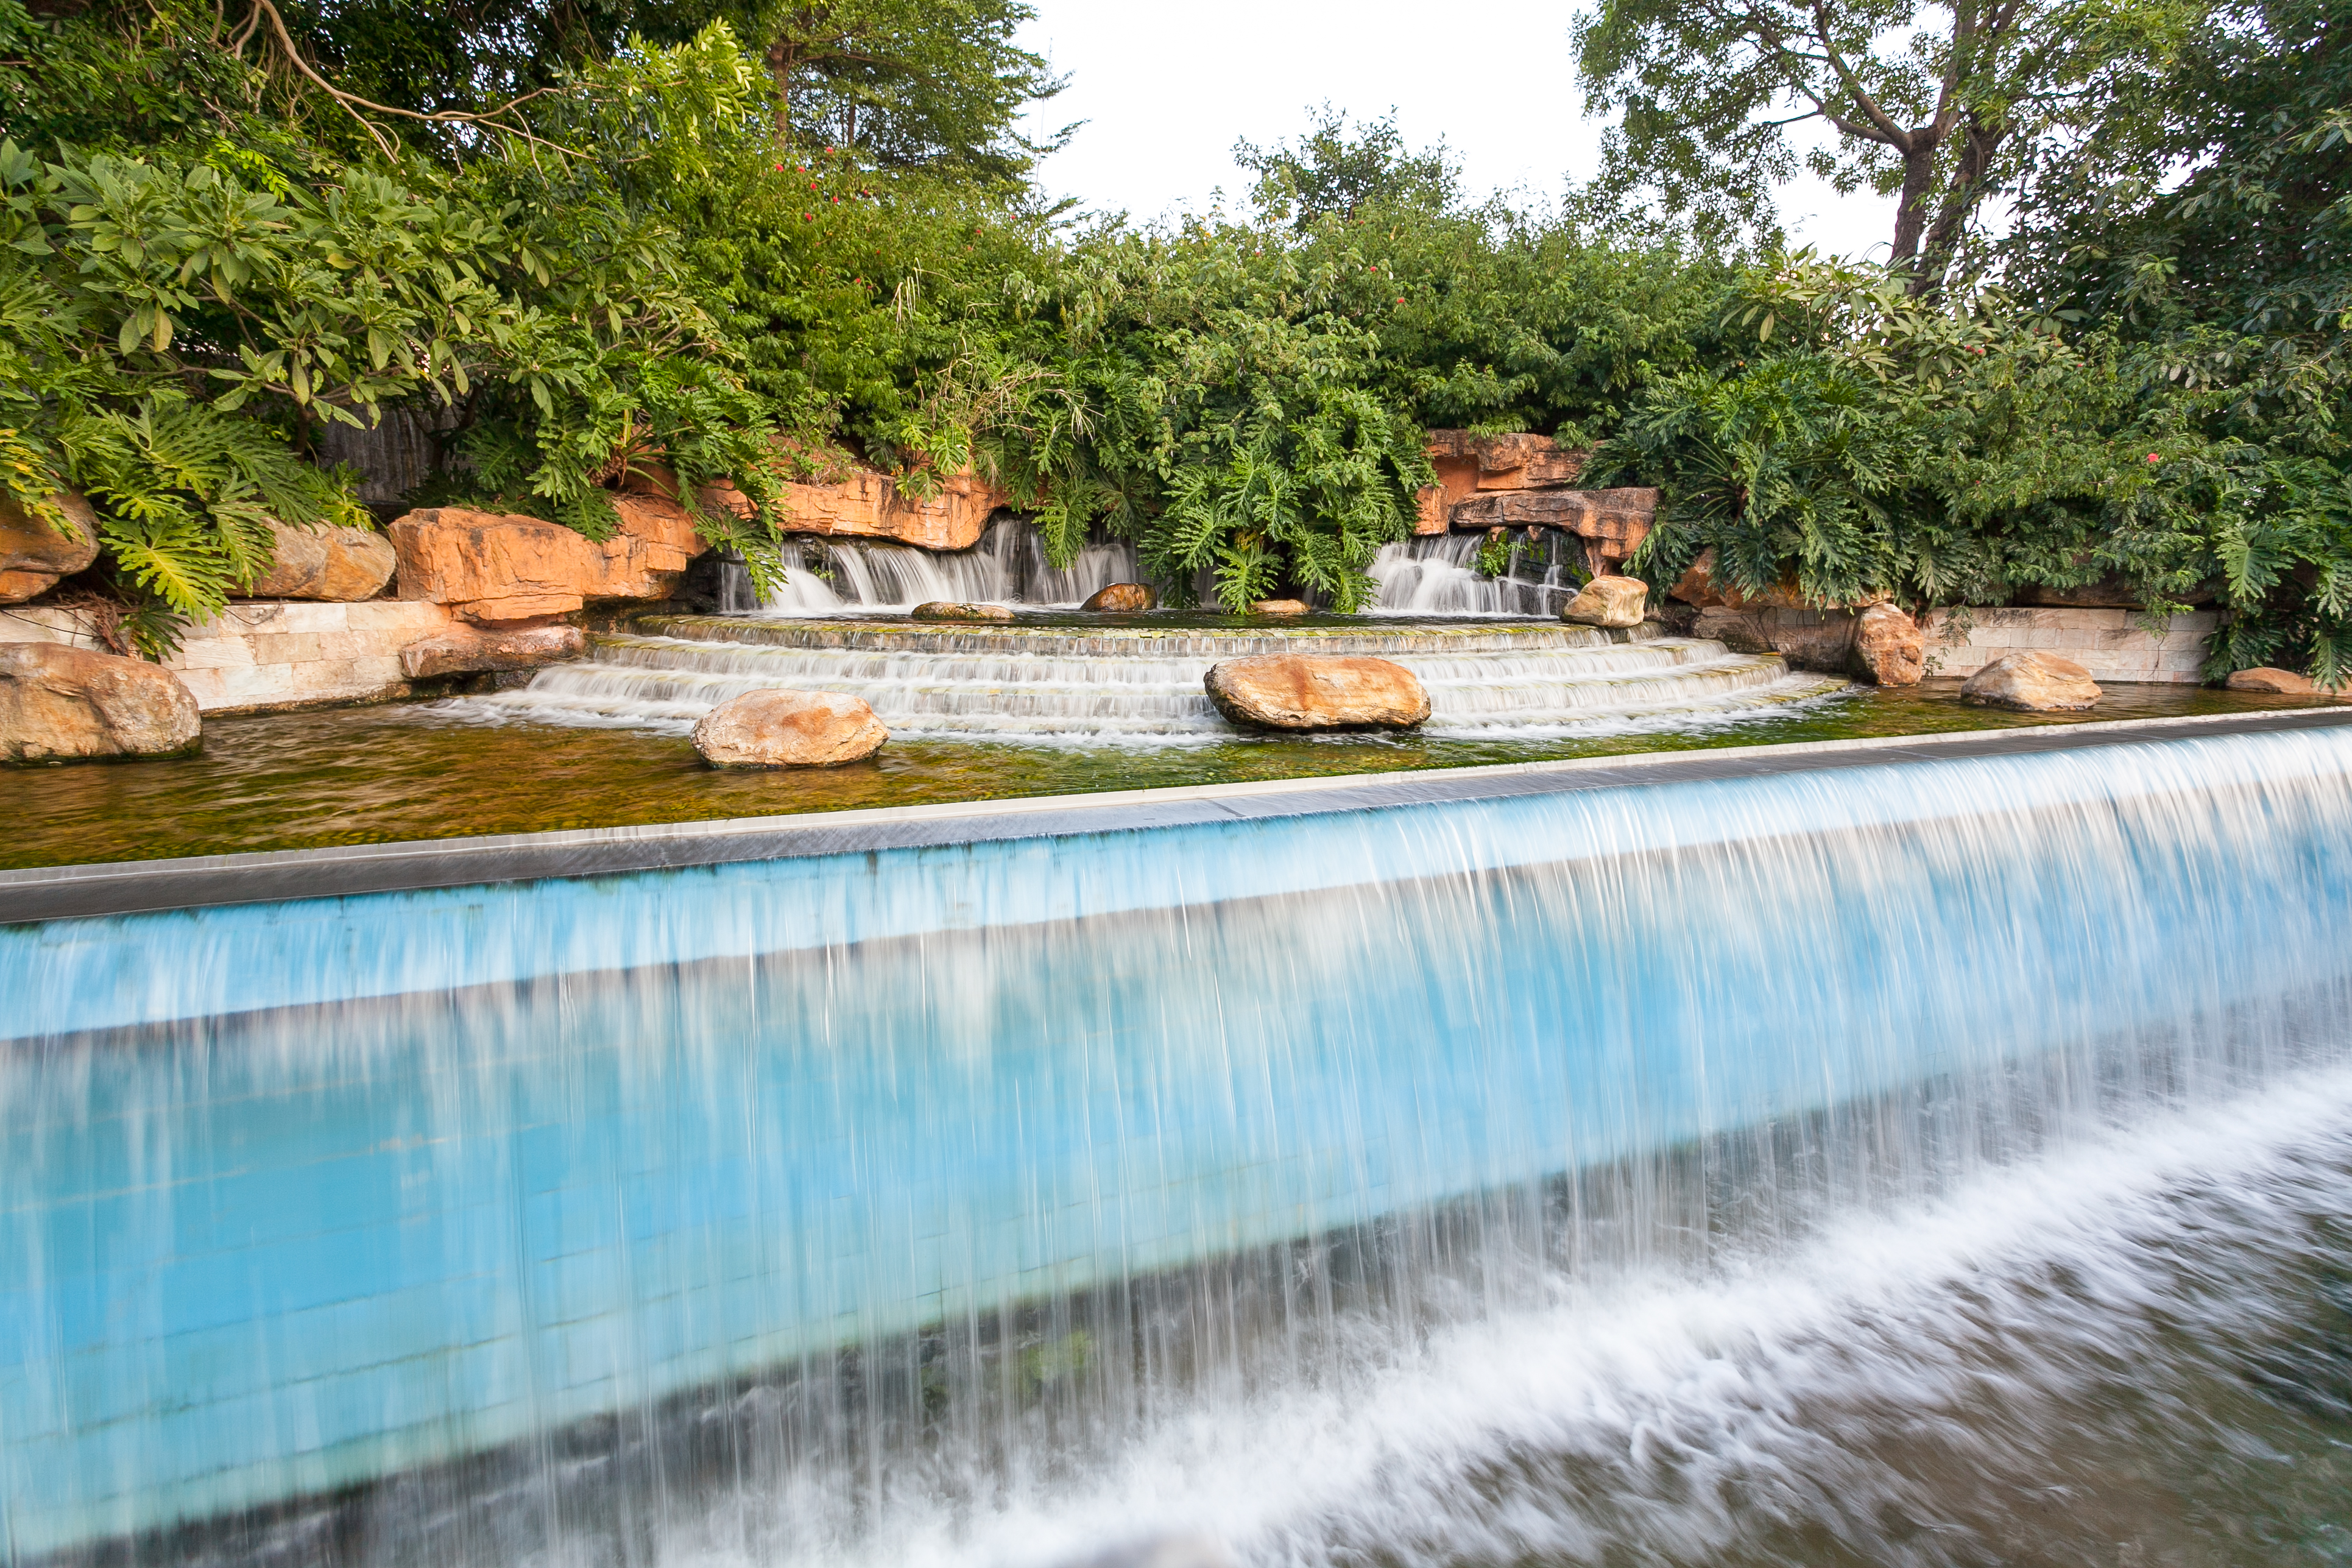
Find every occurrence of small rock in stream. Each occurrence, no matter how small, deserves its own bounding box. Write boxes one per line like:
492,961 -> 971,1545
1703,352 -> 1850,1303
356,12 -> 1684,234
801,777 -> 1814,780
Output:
912,601 -> 1015,622
1561,574 -> 1648,629
691,688 -> 888,767
1081,582 -> 1157,612
1962,650 -> 2102,710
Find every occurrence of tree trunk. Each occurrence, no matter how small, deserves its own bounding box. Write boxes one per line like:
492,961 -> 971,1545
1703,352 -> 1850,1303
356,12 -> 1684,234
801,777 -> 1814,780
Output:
1889,142 -> 1939,284
767,40 -> 793,140
1915,122 -> 2006,298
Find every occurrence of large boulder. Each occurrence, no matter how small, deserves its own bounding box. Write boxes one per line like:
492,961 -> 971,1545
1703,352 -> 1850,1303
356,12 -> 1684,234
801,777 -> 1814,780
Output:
389,499 -> 707,624
399,623 -> 584,680
778,469 -> 1005,551
691,688 -> 888,767
2225,666 -> 2315,693
0,642 -> 200,761
912,601 -> 1015,622
1561,574 -> 1648,629
1204,655 -> 1430,730
1449,487 -> 1658,573
0,490 -> 101,604
246,518 -> 398,601
1081,582 -> 1157,612
1962,651 -> 2102,710
1852,602 -> 1924,685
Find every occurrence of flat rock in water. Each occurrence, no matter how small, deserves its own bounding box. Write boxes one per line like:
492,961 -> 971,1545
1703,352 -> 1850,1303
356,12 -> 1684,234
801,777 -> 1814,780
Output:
0,641 -> 200,761
692,688 -> 888,767
400,623 -> 584,679
247,519 -> 399,601
2227,666 -> 2315,693
0,490 -> 100,604
911,601 -> 1015,622
1852,602 -> 1924,685
1248,598 -> 1309,616
1204,654 -> 1429,730
1561,574 -> 1648,628
1961,650 -> 2101,710
1081,582 -> 1156,612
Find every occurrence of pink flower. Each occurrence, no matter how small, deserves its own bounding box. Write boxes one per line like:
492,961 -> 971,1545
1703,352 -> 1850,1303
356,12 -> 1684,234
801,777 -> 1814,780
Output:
2146,453 -> 2161,464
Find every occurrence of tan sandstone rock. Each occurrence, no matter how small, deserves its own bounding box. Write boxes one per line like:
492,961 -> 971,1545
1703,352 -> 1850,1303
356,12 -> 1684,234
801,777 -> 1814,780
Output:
1204,655 -> 1430,730
0,490 -> 101,604
912,601 -> 1015,622
1561,574 -> 1648,629
1248,598 -> 1310,616
2225,666 -> 2315,694
1416,432 -> 1591,533
779,470 -> 1004,552
390,499 -> 708,624
1449,487 -> 1658,573
1962,651 -> 2102,710
246,519 -> 398,601
399,623 -> 584,680
1852,602 -> 1924,686
1081,582 -> 1157,612
1,642 -> 201,760
691,689 -> 889,768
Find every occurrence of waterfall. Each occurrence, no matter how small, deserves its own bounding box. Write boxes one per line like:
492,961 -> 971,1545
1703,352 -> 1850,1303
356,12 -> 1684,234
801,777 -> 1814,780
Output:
762,520 -> 1142,613
457,621 -> 1842,742
1366,531 -> 1584,616
5,724 -> 2352,1565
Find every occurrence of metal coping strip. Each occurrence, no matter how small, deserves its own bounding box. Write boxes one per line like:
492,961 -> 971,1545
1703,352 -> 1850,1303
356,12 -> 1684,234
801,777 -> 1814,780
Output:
5,707 -> 2349,926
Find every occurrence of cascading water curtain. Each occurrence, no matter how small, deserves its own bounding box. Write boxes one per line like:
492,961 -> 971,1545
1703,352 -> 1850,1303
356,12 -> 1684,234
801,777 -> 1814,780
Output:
5,727 -> 2352,1567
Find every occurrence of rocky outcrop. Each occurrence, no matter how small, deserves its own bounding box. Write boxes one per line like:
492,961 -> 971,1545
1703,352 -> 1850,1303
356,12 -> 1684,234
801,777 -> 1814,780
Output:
1081,582 -> 1156,612
1417,431 -> 1588,532
1962,651 -> 2102,710
1248,599 -> 1310,616
1413,431 -> 1650,573
2226,666 -> 2315,693
912,601 -> 1015,622
389,498 -> 706,624
398,623 -> 584,679
1561,574 -> 1648,629
1669,548 -> 1890,612
779,470 -> 1005,552
246,519 -> 398,602
1204,654 -> 1430,730
1852,603 -> 1924,685
1,642 -> 200,760
0,490 -> 100,604
691,688 -> 888,767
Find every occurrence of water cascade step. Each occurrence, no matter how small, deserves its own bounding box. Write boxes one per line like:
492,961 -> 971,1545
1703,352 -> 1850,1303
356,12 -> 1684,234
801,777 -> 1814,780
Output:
7,724 -> 2352,1563
457,618 -> 1843,742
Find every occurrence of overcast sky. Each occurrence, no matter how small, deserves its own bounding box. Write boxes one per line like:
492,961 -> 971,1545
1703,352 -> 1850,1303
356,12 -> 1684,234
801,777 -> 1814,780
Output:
1014,0 -> 1896,260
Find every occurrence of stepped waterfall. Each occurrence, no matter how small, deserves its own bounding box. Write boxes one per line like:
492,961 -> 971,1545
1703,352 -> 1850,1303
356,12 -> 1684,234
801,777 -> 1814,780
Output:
6,723 -> 2352,1566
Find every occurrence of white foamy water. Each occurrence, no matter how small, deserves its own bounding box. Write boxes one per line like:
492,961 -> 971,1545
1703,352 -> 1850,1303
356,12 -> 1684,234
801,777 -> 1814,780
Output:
666,1064 -> 2352,1568
761,523 -> 1142,615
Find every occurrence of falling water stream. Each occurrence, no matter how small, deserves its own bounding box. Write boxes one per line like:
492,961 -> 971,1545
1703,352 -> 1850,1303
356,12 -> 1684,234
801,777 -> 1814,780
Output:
5,724 -> 2352,1566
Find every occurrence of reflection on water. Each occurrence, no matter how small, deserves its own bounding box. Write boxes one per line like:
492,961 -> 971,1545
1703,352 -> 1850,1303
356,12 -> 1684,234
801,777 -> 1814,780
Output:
0,682 -> 2340,869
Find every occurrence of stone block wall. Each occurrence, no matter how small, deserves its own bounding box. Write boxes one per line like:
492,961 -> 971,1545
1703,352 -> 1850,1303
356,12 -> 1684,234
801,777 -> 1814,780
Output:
1920,607 -> 2218,683
2,600 -> 461,713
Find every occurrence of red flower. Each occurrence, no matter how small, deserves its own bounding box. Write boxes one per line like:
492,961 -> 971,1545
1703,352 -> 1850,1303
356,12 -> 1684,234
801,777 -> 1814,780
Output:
2146,453 -> 2161,464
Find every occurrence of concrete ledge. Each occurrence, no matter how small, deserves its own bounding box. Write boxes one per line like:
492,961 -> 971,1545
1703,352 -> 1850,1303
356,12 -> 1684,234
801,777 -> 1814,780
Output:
5,707 -> 2351,925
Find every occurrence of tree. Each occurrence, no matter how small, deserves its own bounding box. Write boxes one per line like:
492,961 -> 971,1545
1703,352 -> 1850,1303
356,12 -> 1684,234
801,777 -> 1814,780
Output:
1571,0 -> 2192,289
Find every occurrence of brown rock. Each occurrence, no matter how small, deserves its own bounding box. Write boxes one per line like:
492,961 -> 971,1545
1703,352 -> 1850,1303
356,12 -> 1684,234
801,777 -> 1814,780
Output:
1669,548 -> 1890,612
1204,654 -> 1430,730
1852,603 -> 1924,686
399,623 -> 584,679
1248,599 -> 1310,616
2226,666 -> 2315,694
1081,582 -> 1157,612
1962,651 -> 2102,710
0,490 -> 101,604
389,500 -> 709,624
912,601 -> 1015,622
1449,487 -> 1658,573
691,688 -> 888,768
246,519 -> 398,601
0,641 -> 200,761
778,469 -> 1004,551
1561,575 -> 1648,629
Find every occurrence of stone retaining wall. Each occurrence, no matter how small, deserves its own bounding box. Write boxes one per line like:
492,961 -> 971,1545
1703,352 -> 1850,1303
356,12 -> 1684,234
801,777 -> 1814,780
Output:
2,600 -> 461,713
1920,607 -> 2218,683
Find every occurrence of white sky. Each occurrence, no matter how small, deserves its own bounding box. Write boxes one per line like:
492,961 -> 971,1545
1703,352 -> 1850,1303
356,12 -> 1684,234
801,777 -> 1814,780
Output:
1014,0 -> 1896,261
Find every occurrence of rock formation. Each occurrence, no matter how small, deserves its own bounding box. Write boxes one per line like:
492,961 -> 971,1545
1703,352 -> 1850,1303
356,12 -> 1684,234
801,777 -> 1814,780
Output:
246,519 -> 398,601
912,601 -> 1015,622
1962,651 -> 2102,710
1203,654 -> 1430,730
691,688 -> 889,767
1415,431 -> 1655,574
1561,575 -> 1648,629
389,498 -> 705,624
0,491 -> 100,604
0,642 -> 202,760
777,470 -> 1005,552
398,623 -> 585,680
1081,582 -> 1156,612
1851,603 -> 1925,685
